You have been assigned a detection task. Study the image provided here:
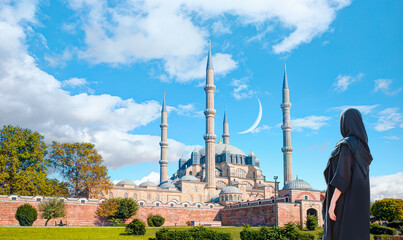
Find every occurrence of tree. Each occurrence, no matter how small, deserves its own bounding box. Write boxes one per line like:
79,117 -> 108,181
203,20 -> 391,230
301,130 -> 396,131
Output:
371,198 -> 403,221
49,142 -> 112,198
39,198 -> 66,226
96,199 -> 119,226
15,204 -> 38,226
114,197 -> 139,222
306,214 -> 318,230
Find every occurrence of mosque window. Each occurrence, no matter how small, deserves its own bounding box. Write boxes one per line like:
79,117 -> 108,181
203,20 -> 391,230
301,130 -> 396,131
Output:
156,203 -> 160,207
133,193 -> 137,200
216,181 -> 227,189
210,205 -> 213,209
156,194 -> 159,201
109,193 -> 113,198
197,205 -> 201,208
286,198 -> 289,202
184,204 -> 188,208
194,186 -> 197,192
140,202 -> 143,206
147,194 -> 151,201
170,203 -> 174,207
304,195 -> 308,200
189,171 -> 192,175
244,182 -> 253,190
229,195 -> 233,201
234,169 -> 247,178
225,196 -> 228,201
124,192 -> 128,198
189,196 -> 193,202
198,196 -> 202,202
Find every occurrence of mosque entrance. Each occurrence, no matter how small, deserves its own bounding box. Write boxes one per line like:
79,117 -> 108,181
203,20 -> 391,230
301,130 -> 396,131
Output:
307,208 -> 318,217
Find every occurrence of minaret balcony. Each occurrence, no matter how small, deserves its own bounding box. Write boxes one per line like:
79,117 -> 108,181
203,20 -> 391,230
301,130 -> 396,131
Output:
159,141 -> 169,147
281,124 -> 292,130
204,109 -> 216,116
159,160 -> 168,165
204,134 -> 217,141
281,103 -> 292,109
281,146 -> 294,152
204,84 -> 216,92
222,134 -> 230,138
160,123 -> 169,128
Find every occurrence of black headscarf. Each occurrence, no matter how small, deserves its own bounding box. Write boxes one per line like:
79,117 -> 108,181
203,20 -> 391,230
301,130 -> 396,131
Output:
328,108 -> 373,177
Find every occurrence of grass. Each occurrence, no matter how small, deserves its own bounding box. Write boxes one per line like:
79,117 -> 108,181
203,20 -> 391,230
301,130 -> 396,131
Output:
0,226 -> 378,240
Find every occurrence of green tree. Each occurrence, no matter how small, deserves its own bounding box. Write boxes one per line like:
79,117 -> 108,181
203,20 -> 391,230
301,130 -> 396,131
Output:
306,214 -> 318,230
114,197 -> 139,222
49,142 -> 112,198
39,198 -> 66,226
371,198 -> 403,221
15,204 -> 38,226
0,125 -> 53,196
96,198 -> 119,226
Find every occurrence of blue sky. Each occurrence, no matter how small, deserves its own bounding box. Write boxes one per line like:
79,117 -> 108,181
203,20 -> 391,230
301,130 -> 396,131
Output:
0,0 -> 402,201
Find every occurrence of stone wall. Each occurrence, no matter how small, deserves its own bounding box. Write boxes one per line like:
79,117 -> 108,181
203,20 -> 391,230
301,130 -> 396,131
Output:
0,195 -> 222,227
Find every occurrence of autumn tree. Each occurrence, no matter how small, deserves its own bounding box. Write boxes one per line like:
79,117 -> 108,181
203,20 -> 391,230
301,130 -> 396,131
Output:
0,125 -> 66,196
49,142 -> 112,198
371,198 -> 403,221
96,199 -> 119,226
39,198 -> 66,226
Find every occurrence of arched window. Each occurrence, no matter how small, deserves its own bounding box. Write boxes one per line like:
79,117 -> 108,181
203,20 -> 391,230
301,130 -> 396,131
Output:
244,182 -> 253,190
304,195 -> 308,200
234,169 -> 247,178
133,193 -> 137,200
194,186 -> 197,192
109,192 -> 113,198
198,196 -> 202,202
124,192 -> 128,198
216,181 -> 227,189
189,171 -> 192,175
225,195 -> 228,201
229,195 -> 233,201
189,195 -> 193,202
147,194 -> 151,201
156,194 -> 159,201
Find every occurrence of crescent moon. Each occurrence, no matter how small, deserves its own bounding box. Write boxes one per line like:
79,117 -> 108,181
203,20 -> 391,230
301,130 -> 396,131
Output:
238,97 -> 262,134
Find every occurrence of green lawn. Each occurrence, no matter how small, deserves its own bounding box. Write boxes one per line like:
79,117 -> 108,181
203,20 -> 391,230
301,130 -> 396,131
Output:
0,226 -> 376,240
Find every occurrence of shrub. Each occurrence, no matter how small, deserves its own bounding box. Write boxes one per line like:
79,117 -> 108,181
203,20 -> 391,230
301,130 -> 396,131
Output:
399,226 -> 403,235
156,226 -> 232,240
114,198 -> 139,221
371,223 -> 397,235
240,224 -> 315,240
15,204 -> 38,226
306,214 -> 318,230
371,199 -> 403,221
125,219 -> 146,235
388,220 -> 403,230
147,214 -> 165,227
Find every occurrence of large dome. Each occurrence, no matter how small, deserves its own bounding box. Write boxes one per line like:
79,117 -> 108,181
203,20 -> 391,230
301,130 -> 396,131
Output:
159,181 -> 176,188
139,181 -> 157,187
116,180 -> 136,186
282,178 -> 312,190
199,143 -> 245,156
180,175 -> 199,182
220,186 -> 243,194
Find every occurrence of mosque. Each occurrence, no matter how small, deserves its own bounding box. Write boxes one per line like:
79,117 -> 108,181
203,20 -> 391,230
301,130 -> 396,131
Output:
108,43 -> 325,226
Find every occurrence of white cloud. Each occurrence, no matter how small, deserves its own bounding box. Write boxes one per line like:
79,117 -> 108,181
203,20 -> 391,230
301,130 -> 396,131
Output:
212,21 -> 231,35
231,78 -> 257,100
374,79 -> 402,96
113,171 -> 160,185
370,172 -> 403,202
171,104 -> 204,118
292,116 -> 331,131
63,0 -> 350,81
63,77 -> 88,87
383,136 -> 400,141
251,125 -> 272,133
0,1 -> 197,170
333,73 -> 364,92
330,104 -> 379,115
375,108 -> 403,131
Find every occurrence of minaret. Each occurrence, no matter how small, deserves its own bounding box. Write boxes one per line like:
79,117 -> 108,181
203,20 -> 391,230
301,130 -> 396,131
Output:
204,41 -> 216,200
159,93 -> 169,184
281,64 -> 293,185
222,107 -> 230,144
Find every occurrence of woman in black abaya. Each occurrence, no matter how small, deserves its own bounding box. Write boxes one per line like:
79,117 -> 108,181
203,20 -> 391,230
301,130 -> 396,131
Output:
322,108 -> 373,240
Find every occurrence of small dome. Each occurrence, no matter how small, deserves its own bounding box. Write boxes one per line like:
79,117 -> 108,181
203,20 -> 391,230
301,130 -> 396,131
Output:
116,180 -> 136,186
139,181 -> 157,187
159,181 -> 176,188
220,186 -> 242,194
180,175 -> 199,182
282,178 -> 312,190
199,143 -> 245,156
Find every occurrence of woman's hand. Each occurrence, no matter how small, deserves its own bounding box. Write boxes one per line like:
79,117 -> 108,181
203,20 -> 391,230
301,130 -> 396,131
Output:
328,201 -> 337,221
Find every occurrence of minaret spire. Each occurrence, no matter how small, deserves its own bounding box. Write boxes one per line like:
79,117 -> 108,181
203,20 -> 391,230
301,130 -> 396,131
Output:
159,93 -> 169,184
281,64 -> 293,185
204,40 -> 216,201
222,106 -> 230,144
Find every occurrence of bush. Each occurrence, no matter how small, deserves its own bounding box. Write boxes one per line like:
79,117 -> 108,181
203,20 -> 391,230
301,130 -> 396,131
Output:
399,226 -> 403,235
388,221 -> 403,229
373,236 -> 403,240
371,199 -> 403,221
114,198 -> 139,221
147,214 -> 165,227
156,226 -> 232,240
15,204 -> 38,226
240,224 -> 315,240
371,223 -> 397,235
125,219 -> 146,235
306,214 -> 318,230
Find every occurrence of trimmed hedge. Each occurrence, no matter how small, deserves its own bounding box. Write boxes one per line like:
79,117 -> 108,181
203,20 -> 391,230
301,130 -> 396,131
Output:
371,223 -> 397,235
156,226 -> 232,240
388,221 -> 403,230
147,214 -> 165,227
125,219 -> 146,235
15,204 -> 38,226
240,224 -> 315,240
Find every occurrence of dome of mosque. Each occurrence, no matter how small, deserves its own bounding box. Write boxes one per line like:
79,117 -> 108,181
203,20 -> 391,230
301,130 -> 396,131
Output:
180,175 -> 199,182
139,181 -> 157,187
116,180 -> 136,186
220,186 -> 243,194
159,181 -> 176,188
282,177 -> 312,190
199,143 -> 245,156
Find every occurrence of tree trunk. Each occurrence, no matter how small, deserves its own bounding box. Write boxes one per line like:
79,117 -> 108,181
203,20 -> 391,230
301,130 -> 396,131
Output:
45,219 -> 50,226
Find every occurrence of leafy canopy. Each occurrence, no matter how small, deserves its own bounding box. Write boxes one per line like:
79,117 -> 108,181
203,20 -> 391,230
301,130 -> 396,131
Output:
39,198 -> 66,226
